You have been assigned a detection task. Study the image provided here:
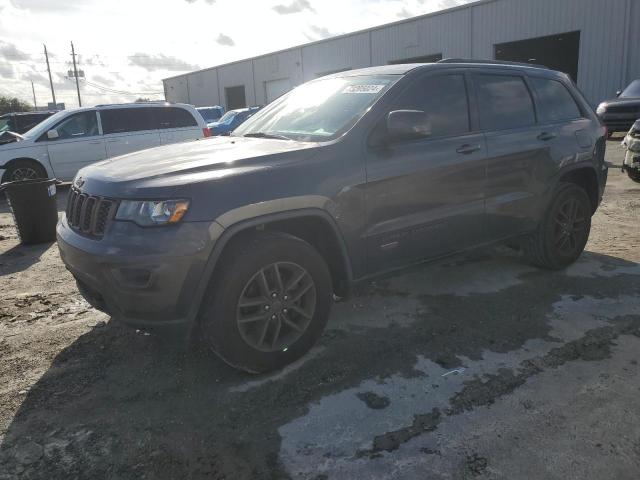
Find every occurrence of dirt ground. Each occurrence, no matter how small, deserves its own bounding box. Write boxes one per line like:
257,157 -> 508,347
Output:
1,138 -> 639,479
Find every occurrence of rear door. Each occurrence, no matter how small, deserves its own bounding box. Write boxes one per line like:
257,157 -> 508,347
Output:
364,71 -> 487,273
528,75 -> 594,178
157,107 -> 202,144
473,71 -> 552,239
101,107 -> 161,158
44,110 -> 106,181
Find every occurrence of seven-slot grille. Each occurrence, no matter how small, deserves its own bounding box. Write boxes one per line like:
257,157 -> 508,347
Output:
66,188 -> 117,238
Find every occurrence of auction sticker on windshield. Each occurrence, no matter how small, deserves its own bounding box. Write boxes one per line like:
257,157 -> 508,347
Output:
342,84 -> 386,94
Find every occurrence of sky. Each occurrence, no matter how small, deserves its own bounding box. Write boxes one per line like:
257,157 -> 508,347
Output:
0,0 -> 472,108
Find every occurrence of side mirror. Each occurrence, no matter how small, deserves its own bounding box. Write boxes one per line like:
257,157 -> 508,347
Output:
386,110 -> 432,142
616,90 -> 622,97
47,129 -> 59,140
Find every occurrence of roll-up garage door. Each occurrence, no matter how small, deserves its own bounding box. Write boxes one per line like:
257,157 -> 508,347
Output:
265,78 -> 292,104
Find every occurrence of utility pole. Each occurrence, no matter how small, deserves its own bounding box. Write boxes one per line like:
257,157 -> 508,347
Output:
43,44 -> 56,108
71,41 -> 82,107
31,80 -> 37,110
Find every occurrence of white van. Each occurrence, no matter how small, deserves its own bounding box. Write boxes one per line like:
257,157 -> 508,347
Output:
0,102 -> 210,182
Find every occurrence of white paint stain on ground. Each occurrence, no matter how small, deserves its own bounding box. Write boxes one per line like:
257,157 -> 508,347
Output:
277,294 -> 640,479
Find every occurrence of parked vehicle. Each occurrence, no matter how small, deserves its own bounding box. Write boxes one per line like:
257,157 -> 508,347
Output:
197,106 -> 224,127
621,119 -> 640,183
208,106 -> 261,136
0,102 -> 209,182
0,111 -> 57,145
57,60 -> 607,373
596,79 -> 640,135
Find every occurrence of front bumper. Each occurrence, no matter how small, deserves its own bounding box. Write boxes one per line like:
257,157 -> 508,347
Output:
599,113 -> 638,133
57,216 -> 222,327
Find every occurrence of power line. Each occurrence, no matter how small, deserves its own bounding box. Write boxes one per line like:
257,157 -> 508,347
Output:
84,79 -> 163,96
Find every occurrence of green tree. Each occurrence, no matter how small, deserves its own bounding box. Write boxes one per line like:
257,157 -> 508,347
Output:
135,97 -> 151,103
0,96 -> 33,115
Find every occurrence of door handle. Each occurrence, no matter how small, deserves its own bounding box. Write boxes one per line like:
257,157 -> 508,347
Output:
456,144 -> 481,155
88,141 -> 102,145
537,132 -> 556,141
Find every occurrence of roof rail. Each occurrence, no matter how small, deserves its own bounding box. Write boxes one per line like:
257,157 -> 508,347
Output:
94,101 -> 171,108
437,58 -> 549,70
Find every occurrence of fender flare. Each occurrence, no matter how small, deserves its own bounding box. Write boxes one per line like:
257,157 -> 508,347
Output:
185,208 -> 354,325
549,162 -> 602,209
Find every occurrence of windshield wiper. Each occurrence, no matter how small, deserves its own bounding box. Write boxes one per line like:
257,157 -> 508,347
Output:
243,132 -> 293,141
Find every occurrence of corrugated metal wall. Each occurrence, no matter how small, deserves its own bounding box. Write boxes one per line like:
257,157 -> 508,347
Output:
300,31 -> 371,80
370,8 -> 471,65
472,0 -> 629,104
253,49 -> 304,105
164,0 -> 638,108
187,69 -> 220,107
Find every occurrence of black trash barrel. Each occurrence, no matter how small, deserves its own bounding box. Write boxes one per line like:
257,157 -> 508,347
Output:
2,178 -> 59,245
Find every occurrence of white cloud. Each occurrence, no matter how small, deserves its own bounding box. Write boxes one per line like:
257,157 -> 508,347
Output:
273,0 -> 315,14
0,0 -> 473,106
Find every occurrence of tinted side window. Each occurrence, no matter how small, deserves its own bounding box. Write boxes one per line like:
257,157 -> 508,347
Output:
156,107 -> 197,129
52,111 -> 99,140
19,114 -> 45,132
392,74 -> 470,138
101,108 -> 155,134
530,77 -> 581,123
474,75 -> 536,131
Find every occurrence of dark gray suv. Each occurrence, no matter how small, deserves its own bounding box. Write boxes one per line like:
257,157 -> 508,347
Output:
57,60 -> 608,373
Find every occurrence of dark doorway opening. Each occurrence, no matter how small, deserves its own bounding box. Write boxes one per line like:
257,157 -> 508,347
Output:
225,85 -> 246,110
389,53 -> 443,65
495,31 -> 580,82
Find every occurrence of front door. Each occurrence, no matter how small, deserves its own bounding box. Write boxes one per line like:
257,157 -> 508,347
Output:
44,110 -> 106,181
364,72 -> 487,273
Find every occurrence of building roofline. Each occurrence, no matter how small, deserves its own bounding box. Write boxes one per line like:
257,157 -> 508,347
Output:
162,0 -> 500,82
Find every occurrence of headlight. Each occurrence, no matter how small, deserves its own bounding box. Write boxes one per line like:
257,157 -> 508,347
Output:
596,104 -> 607,115
115,199 -> 189,226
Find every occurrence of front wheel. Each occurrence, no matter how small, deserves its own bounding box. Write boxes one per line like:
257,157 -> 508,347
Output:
627,168 -> 640,183
2,160 -> 47,183
199,231 -> 332,373
525,183 -> 592,270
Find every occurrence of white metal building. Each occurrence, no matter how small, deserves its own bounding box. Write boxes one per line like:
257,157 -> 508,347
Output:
163,0 -> 640,109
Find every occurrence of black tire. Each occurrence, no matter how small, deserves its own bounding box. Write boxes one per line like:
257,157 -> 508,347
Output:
525,182 -> 592,270
199,231 -> 332,373
627,169 -> 640,183
2,159 -> 47,183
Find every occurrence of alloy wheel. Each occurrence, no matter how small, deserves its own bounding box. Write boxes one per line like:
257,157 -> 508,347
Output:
11,167 -> 39,181
553,196 -> 588,255
236,262 -> 316,352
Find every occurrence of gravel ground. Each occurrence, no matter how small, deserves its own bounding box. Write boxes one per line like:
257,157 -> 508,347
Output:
0,138 -> 639,479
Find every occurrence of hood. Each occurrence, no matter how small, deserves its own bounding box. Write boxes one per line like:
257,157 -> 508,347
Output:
0,131 -> 23,145
78,135 -> 319,195
208,122 -> 230,134
599,97 -> 640,108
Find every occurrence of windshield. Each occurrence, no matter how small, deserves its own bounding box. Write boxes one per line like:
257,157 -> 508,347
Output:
21,110 -> 71,139
233,75 -> 399,141
218,111 -> 238,125
198,107 -> 222,122
0,118 -> 9,133
620,80 -> 640,98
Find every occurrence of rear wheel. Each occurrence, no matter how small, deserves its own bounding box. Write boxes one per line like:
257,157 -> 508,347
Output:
2,160 -> 47,183
199,231 -> 332,373
525,183 -> 592,270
